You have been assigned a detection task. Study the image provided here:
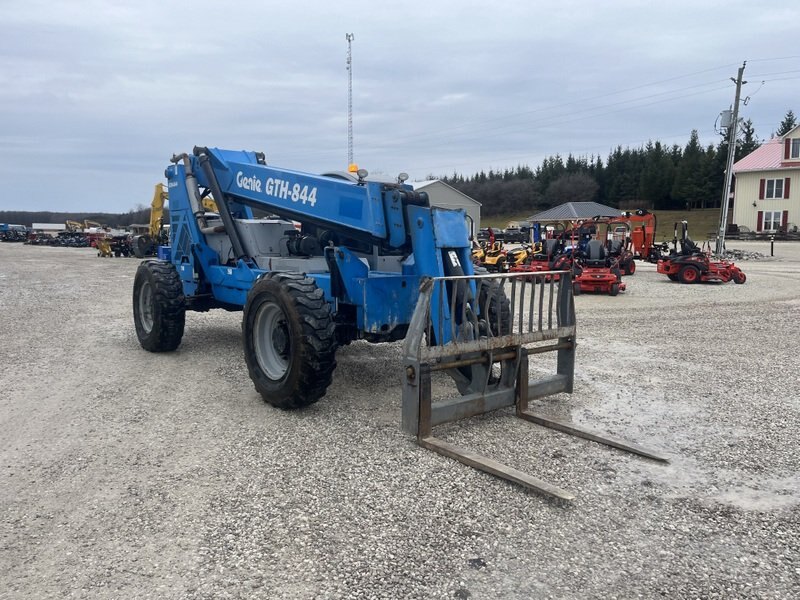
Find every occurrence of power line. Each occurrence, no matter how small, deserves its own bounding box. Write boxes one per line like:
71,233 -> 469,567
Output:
346,64 -> 741,148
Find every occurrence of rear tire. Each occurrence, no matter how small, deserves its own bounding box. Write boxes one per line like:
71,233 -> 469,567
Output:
679,265 -> 700,284
243,272 -> 337,409
133,260 -> 185,351
133,235 -> 153,259
625,260 -> 636,275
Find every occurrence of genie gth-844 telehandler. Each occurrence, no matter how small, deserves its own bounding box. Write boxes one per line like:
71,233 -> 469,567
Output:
133,146 -> 665,499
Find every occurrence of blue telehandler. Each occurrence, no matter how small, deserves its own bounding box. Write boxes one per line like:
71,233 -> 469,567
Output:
133,146 -> 665,498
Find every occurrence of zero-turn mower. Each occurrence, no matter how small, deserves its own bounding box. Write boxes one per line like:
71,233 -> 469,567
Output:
657,221 -> 746,284
573,239 -> 626,296
599,216 -> 636,275
509,238 -> 570,280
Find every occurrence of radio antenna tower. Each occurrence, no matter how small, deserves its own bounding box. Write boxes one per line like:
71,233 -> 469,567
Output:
346,33 -> 355,169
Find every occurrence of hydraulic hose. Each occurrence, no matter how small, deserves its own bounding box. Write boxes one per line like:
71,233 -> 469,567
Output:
194,148 -> 248,260
170,152 -> 208,232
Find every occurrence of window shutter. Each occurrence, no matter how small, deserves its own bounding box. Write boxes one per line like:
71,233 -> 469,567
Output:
759,179 -> 765,199
785,177 -> 791,198
782,210 -> 789,230
786,139 -> 792,160
757,211 -> 763,232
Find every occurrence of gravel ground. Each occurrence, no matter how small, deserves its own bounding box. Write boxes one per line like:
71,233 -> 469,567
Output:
1,240 -> 798,599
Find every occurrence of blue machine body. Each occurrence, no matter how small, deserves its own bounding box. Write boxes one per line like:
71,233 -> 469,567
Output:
162,147 -> 475,344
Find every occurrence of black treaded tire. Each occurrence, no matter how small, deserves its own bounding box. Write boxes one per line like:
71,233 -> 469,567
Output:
667,274 -> 680,282
450,269 -> 513,395
625,260 -> 636,275
478,278 -> 512,336
133,260 -> 186,352
133,235 -> 153,259
243,272 -> 337,409
609,283 -> 619,296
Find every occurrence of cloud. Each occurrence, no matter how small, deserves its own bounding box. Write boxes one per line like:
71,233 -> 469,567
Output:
0,0 -> 798,212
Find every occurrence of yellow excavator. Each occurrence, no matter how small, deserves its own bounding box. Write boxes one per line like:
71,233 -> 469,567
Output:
132,183 -> 218,258
84,219 -> 104,230
65,220 -> 84,233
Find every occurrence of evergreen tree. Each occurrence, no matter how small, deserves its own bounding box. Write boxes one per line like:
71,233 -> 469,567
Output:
672,130 -> 708,209
776,110 -> 796,136
639,141 -> 675,209
737,118 -> 761,159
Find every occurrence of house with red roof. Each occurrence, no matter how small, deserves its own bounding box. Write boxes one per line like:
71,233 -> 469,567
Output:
731,125 -> 800,234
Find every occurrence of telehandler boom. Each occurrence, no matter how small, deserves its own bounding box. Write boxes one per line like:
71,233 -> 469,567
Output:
133,146 -> 665,497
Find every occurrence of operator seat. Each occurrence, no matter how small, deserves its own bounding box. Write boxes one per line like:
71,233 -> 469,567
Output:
681,237 -> 700,255
534,238 -> 559,261
584,240 -> 609,268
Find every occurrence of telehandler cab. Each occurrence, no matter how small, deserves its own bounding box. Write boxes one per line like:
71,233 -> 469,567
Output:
133,146 -> 666,498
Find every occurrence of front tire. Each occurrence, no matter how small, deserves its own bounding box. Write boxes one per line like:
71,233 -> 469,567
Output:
243,272 -> 337,409
133,260 -> 185,351
478,279 -> 512,336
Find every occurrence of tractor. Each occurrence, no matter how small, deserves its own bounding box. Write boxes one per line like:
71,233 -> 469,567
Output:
132,146 -> 665,498
657,221 -> 746,284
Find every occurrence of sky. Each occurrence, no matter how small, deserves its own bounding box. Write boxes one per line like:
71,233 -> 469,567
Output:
1,0 -> 798,213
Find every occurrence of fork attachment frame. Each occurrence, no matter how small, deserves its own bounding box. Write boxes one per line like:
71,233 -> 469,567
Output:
401,271 -> 667,500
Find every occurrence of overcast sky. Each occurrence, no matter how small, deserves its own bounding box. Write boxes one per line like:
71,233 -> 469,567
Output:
1,0 -> 798,213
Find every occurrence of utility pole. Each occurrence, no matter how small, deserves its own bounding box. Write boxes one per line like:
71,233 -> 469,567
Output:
346,33 -> 355,169
716,62 -> 747,256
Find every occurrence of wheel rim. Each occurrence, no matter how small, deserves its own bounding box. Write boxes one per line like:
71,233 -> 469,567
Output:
684,267 -> 698,282
138,281 -> 154,334
254,302 -> 291,381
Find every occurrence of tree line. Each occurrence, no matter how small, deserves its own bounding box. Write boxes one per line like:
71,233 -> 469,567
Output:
0,207 -> 157,229
3,111 -> 796,226
440,110 -> 796,218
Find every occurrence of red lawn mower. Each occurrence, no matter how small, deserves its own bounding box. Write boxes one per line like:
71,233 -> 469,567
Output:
508,238 -> 570,279
593,216 -> 637,275
573,239 -> 626,296
656,221 -> 746,284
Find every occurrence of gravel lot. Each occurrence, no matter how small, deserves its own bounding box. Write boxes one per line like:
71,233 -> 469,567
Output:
1,240 -> 798,599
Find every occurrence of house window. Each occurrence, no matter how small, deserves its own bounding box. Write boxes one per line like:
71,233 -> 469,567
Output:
792,139 -> 800,159
763,211 -> 782,231
765,178 -> 784,199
